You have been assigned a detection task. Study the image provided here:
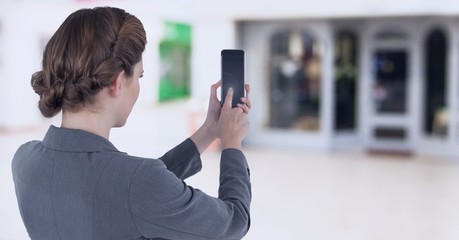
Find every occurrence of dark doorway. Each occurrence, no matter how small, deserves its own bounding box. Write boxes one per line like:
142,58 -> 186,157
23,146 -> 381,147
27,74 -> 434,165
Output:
334,30 -> 359,131
424,28 -> 447,136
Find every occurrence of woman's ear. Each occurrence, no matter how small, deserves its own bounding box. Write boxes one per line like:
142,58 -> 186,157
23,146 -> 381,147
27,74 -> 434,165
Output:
108,70 -> 125,97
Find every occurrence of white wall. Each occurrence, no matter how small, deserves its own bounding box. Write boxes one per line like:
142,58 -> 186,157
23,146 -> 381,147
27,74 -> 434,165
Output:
191,19 -> 236,107
0,3 -> 71,129
0,10 -> 4,127
0,0 -> 241,130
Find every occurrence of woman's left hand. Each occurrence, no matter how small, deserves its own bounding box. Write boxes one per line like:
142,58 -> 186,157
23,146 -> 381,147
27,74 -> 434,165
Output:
203,81 -> 251,139
203,81 -> 222,137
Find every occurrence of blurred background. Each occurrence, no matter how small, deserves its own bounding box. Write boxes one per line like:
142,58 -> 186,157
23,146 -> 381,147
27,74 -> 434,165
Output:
1,0 -> 459,239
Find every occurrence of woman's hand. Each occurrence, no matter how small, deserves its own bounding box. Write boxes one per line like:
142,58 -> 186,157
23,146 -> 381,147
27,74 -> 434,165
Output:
217,88 -> 250,150
237,84 -> 251,114
202,81 -> 223,138
191,81 -> 251,153
204,81 -> 251,139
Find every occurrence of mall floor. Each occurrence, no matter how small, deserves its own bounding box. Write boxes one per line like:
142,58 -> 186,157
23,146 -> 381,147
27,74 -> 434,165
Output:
1,101 -> 459,240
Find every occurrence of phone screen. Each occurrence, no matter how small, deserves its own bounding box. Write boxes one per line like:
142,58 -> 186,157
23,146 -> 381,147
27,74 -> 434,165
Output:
221,49 -> 245,107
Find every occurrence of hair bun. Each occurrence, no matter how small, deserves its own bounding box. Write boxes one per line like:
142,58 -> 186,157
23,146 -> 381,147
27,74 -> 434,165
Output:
31,71 -> 47,96
31,72 -> 65,117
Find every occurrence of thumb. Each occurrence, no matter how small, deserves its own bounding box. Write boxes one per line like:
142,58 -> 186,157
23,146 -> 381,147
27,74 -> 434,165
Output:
224,88 -> 234,109
210,80 -> 221,99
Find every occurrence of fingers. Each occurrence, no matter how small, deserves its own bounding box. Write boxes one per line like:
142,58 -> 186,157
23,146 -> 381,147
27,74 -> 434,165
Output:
210,80 -> 221,99
238,97 -> 251,113
223,88 -> 234,109
237,103 -> 250,113
245,84 -> 251,98
220,82 -> 251,113
240,97 -> 251,109
237,83 -> 251,113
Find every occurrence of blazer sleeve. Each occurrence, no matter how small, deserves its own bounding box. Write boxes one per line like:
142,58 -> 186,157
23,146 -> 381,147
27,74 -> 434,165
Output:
158,138 -> 202,180
130,149 -> 251,240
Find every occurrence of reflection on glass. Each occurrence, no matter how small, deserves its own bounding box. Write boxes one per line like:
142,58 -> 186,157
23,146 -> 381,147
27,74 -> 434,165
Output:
372,50 -> 407,113
424,29 -> 447,137
334,30 -> 358,131
268,29 -> 322,131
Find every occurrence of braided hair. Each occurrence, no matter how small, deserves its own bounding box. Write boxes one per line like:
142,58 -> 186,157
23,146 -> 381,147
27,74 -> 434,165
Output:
31,7 -> 147,117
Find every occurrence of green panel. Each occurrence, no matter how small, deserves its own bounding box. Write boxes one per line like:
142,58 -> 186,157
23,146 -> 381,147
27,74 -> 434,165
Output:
159,22 -> 192,102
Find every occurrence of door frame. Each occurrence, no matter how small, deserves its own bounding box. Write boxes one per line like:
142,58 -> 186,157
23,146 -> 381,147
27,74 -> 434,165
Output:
361,19 -> 421,153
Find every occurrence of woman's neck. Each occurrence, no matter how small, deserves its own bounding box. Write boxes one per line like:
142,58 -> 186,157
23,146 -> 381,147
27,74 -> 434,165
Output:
61,110 -> 112,139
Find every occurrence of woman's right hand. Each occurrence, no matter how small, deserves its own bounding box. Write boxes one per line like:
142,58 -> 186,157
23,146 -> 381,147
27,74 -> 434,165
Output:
217,88 -> 249,150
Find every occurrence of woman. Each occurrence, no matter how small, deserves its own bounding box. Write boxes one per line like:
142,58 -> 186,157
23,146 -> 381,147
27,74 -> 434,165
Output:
12,7 -> 251,240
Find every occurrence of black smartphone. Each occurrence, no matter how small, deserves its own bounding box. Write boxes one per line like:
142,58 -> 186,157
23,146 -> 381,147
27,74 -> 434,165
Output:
221,49 -> 245,108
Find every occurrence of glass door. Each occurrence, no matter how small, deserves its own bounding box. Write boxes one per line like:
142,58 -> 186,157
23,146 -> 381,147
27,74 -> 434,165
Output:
367,47 -> 413,152
373,50 -> 408,114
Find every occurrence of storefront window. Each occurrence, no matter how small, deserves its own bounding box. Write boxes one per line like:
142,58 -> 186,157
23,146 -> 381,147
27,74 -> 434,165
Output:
424,28 -> 447,137
334,30 -> 358,131
372,50 -> 408,114
268,29 -> 322,131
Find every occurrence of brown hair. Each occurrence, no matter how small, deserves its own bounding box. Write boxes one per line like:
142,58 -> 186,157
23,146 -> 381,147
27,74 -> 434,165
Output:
31,7 -> 147,117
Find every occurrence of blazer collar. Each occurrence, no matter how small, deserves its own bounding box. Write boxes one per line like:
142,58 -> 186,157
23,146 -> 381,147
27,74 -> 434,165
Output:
42,125 -> 121,153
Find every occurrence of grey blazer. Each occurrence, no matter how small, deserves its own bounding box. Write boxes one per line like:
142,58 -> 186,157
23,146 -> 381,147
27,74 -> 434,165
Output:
12,126 -> 251,240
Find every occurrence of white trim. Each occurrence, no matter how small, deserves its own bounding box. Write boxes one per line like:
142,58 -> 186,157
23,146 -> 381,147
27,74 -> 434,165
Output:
416,20 -> 457,156
450,21 -> 459,151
